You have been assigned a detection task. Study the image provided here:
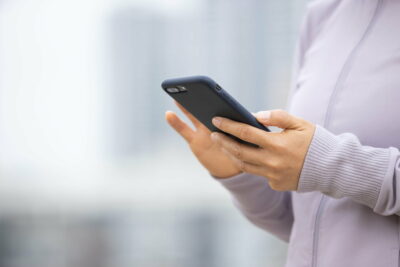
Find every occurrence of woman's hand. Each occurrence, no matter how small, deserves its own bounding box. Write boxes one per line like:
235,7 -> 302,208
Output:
211,110 -> 316,191
165,102 -> 242,178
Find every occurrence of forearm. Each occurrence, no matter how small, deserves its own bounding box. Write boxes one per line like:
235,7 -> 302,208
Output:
215,173 -> 293,241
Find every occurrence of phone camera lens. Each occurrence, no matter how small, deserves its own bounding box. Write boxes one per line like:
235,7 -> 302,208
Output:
215,84 -> 222,91
177,86 -> 187,92
166,87 -> 180,93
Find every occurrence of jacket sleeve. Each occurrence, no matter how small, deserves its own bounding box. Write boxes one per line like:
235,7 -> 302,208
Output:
298,125 -> 400,216
215,173 -> 293,242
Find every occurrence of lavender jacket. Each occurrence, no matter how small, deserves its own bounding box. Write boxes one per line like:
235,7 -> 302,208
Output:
215,0 -> 400,266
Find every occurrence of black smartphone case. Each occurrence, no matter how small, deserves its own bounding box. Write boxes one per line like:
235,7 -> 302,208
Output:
162,76 -> 269,146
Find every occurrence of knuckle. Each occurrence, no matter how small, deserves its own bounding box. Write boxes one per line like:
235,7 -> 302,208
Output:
237,160 -> 246,172
274,109 -> 289,122
268,160 -> 282,171
282,116 -> 290,127
233,143 -> 243,159
273,140 -> 284,150
273,139 -> 288,152
270,109 -> 281,118
276,109 -> 287,117
262,157 -> 270,167
238,126 -> 251,140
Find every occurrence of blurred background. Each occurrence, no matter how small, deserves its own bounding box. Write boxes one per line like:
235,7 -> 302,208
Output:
0,0 -> 308,266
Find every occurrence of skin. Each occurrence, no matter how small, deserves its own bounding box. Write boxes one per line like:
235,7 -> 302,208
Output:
165,102 -> 316,191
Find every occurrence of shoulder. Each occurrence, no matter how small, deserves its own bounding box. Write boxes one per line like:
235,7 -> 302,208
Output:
301,0 -> 342,44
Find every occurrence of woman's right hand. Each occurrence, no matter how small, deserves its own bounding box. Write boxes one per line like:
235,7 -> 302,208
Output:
165,102 -> 242,179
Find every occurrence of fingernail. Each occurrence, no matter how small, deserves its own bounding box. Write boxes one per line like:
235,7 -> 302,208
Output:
212,117 -> 221,127
256,111 -> 271,122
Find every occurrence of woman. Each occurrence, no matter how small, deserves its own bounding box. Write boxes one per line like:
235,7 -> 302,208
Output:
165,0 -> 400,266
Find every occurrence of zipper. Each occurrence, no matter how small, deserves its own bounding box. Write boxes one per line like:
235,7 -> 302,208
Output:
311,195 -> 327,267
310,1 -> 383,267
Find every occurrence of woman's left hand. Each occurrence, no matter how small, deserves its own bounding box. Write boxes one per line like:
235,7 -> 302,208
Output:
211,110 -> 316,191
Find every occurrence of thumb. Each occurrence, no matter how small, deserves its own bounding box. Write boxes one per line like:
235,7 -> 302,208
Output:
255,109 -> 300,129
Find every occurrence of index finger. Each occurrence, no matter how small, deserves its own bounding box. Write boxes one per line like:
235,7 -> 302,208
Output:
212,117 -> 272,147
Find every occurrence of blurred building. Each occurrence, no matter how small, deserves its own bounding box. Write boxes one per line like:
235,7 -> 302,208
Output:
0,0 -> 307,266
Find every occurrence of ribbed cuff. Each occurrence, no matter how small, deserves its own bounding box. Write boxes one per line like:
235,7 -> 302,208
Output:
297,125 -> 390,208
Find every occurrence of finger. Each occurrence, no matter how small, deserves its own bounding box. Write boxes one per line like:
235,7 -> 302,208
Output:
165,111 -> 195,142
221,148 -> 267,177
174,101 -> 204,129
211,132 -> 266,165
212,117 -> 269,147
254,109 -> 301,130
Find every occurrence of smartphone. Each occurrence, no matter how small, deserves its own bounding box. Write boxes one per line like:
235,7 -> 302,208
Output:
161,75 -> 269,146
